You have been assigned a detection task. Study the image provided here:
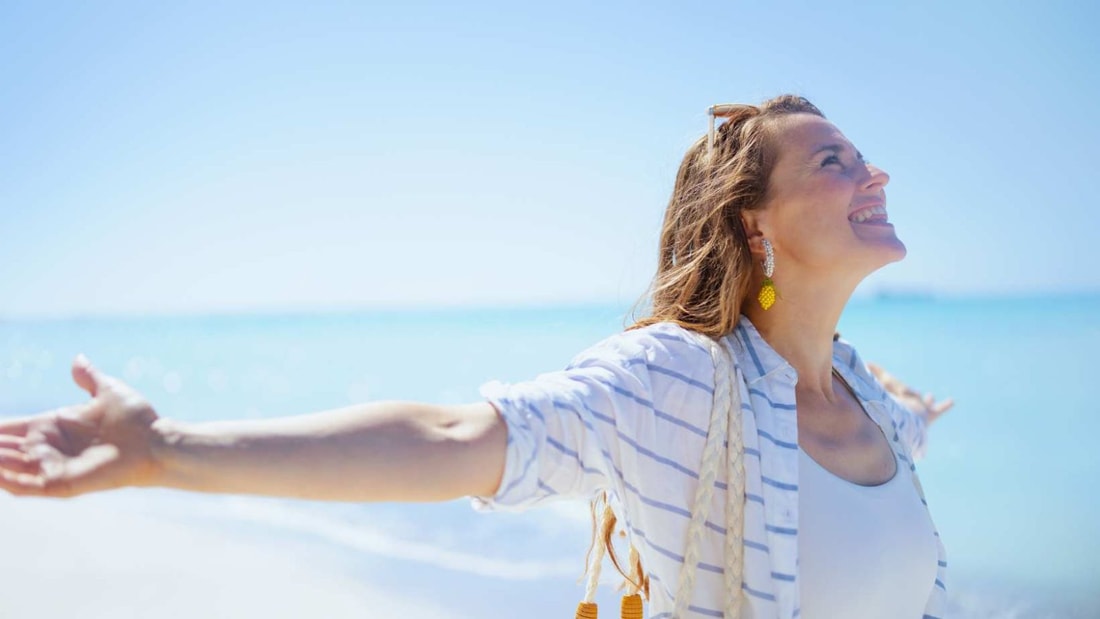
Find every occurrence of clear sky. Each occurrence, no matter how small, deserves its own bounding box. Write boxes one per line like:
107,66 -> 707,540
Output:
2,1 -> 1097,318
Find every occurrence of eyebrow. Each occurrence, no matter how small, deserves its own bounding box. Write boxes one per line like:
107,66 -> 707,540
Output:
811,143 -> 864,162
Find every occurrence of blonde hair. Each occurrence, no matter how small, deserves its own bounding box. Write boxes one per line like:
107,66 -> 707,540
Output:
584,94 -> 826,599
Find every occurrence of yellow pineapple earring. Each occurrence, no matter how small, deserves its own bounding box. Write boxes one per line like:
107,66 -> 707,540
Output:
758,238 -> 777,310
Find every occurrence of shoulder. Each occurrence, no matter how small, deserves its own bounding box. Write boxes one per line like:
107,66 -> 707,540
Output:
564,323 -> 720,417
568,322 -> 716,372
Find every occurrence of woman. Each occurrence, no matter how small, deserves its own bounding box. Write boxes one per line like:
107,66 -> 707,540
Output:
0,95 -> 952,618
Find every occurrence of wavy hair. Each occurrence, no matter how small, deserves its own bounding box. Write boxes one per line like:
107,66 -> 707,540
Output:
584,94 -> 825,599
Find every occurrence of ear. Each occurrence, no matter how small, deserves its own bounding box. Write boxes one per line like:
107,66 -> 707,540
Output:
740,211 -> 769,260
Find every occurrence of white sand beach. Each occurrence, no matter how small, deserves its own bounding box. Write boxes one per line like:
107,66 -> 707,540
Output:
0,493 -> 467,619
1,480 -> 1095,619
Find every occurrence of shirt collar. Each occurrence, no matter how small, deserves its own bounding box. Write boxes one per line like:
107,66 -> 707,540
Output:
726,314 -> 863,392
726,314 -> 794,385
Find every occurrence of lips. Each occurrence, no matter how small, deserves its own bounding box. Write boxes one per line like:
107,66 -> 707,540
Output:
849,202 -> 889,224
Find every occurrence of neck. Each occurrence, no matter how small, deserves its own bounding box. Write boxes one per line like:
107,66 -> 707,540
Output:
742,272 -> 858,400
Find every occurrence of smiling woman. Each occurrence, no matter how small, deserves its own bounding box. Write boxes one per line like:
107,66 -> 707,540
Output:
0,94 -> 954,619
529,96 -> 951,618
742,113 -> 903,286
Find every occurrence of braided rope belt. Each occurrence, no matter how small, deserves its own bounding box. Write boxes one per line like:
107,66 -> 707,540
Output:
576,335 -> 746,618
673,336 -> 745,618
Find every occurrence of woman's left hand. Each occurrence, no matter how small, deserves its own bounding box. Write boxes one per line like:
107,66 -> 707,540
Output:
866,362 -> 954,427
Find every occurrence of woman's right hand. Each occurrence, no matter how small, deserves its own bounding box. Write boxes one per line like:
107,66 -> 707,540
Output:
866,362 -> 954,428
0,355 -> 163,498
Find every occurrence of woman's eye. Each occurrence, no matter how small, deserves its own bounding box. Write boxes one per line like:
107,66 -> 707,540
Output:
822,155 -> 841,167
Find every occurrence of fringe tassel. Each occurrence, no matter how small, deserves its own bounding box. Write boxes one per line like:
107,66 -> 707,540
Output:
620,594 -> 643,619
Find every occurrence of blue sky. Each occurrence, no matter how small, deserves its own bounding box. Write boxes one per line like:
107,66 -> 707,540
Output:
2,1 -> 1097,318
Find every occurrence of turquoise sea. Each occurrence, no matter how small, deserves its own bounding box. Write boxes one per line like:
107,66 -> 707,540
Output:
1,296 -> 1097,618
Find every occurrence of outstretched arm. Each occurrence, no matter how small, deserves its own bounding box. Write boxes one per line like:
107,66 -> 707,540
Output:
0,356 -> 507,502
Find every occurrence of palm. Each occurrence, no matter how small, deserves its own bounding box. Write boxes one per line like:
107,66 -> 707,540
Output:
0,356 -> 161,498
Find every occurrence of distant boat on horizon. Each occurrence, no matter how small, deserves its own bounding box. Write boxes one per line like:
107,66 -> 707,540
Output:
870,287 -> 937,301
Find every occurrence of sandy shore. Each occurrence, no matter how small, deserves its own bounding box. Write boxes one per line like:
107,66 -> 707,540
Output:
4,492 -> 1091,619
0,493 -> 465,619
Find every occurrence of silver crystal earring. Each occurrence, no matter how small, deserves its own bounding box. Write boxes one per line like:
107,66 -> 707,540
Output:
759,239 -> 777,310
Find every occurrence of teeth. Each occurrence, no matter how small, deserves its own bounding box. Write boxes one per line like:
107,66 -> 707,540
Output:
850,205 -> 887,223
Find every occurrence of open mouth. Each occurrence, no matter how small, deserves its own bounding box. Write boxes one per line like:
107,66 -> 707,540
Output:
849,205 -> 890,225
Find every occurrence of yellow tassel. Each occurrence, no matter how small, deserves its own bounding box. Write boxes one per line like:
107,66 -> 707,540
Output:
575,601 -> 598,619
758,277 -> 776,310
620,594 -> 643,619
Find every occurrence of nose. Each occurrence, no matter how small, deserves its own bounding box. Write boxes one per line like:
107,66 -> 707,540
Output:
862,162 -> 890,190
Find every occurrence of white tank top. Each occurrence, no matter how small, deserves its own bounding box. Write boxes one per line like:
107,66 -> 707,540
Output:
797,445 -> 939,618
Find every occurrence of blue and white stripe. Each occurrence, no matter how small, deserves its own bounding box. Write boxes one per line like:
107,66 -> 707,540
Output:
471,316 -> 947,618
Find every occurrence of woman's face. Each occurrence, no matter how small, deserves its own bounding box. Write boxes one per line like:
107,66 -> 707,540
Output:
751,113 -> 904,281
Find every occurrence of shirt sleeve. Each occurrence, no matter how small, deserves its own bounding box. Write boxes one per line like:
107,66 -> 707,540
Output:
468,326 -> 699,513
881,387 -> 930,462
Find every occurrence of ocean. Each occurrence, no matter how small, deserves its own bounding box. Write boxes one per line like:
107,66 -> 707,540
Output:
1,296 -> 1097,618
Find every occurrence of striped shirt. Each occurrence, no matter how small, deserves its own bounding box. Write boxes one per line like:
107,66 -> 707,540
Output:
470,315 -> 948,619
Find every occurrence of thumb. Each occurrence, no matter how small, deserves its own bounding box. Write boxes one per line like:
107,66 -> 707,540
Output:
71,354 -> 108,397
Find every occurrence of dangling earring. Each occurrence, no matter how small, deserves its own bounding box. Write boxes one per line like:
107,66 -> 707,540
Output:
758,238 -> 777,310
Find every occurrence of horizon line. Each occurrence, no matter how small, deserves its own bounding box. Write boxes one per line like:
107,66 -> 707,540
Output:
2,289 -> 1098,323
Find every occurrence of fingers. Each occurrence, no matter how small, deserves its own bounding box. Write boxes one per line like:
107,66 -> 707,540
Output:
0,446 -> 121,498
72,354 -> 109,398
0,427 -> 130,498
0,436 -> 23,450
0,416 -> 34,438
72,357 -> 137,409
0,443 -> 54,497
2,357 -> 111,438
917,395 -> 955,426
867,362 -> 955,424
0,467 -> 74,498
871,366 -> 925,401
0,468 -> 49,497
0,448 -> 76,498
932,398 -> 955,416
0,402 -> 100,440
0,447 -> 41,475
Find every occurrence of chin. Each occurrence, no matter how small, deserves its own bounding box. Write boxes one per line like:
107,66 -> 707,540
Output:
860,238 -> 907,273
864,229 -> 907,263
885,239 -> 907,263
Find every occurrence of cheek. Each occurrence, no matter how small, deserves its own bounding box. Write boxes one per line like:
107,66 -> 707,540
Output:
773,192 -> 855,262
